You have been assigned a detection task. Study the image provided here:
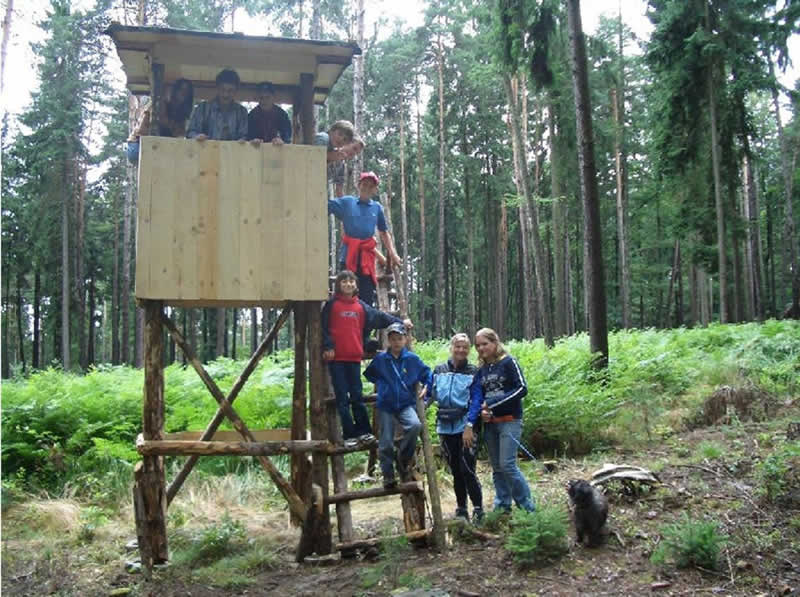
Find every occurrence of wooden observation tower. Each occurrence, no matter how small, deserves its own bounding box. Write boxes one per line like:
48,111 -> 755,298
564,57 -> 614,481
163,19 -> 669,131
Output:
106,25 -> 443,572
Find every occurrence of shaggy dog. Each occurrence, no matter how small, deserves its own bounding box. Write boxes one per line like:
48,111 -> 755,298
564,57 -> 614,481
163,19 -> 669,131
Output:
567,479 -> 608,547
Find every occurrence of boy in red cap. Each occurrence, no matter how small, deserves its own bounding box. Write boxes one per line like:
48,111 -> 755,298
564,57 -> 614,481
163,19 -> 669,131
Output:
327,171 -> 402,306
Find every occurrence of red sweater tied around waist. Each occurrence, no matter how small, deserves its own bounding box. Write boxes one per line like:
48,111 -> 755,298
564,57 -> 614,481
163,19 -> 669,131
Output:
342,234 -> 377,285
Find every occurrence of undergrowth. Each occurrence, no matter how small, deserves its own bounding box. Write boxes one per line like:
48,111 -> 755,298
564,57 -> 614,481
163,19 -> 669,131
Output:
651,514 -> 726,570
504,505 -> 569,566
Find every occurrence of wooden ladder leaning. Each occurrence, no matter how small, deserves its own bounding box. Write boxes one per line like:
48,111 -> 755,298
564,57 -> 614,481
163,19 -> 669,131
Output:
308,264 -> 444,558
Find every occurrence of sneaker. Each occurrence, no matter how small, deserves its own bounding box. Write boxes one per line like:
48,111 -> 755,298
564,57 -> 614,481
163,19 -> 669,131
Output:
358,433 -> 376,444
383,477 -> 398,490
454,507 -> 469,522
472,507 -> 485,524
343,438 -> 360,449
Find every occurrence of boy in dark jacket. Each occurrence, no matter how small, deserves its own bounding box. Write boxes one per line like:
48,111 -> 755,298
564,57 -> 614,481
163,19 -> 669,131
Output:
364,322 -> 431,489
322,270 -> 412,449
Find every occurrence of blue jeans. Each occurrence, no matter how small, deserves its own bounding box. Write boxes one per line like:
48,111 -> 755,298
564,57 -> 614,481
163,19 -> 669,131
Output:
126,141 -> 140,164
484,419 -> 535,511
329,362 -> 372,440
357,273 -> 376,307
378,406 -> 421,481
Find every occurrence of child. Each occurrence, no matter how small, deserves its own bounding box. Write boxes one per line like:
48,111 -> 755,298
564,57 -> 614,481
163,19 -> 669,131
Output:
315,120 -> 365,197
322,271 -> 413,449
427,333 -> 484,523
328,171 -> 402,307
364,322 -> 431,489
464,327 -> 535,513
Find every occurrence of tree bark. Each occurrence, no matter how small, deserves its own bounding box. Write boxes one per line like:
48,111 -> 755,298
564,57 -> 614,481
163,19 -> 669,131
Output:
0,0 -> 14,106
567,0 -> 608,367
122,96 -> 137,365
503,74 -> 553,346
351,0 -> 365,186
33,269 -> 40,369
706,1 -> 727,323
461,125 -> 476,338
435,30 -> 446,338
550,104 -> 569,338
15,270 -> 25,373
61,159 -> 71,370
87,276 -> 95,366
770,67 -> 799,316
399,112 -> 410,302
291,303 -> 311,527
112,189 -> 120,365
416,78 -> 427,335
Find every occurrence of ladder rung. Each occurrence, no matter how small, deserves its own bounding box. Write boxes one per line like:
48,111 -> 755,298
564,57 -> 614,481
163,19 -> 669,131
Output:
325,481 -> 423,504
336,528 -> 430,551
324,392 -> 376,404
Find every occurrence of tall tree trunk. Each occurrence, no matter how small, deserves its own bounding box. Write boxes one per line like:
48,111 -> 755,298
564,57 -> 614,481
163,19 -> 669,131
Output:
135,303 -> 144,367
463,143 -> 476,339
742,152 -> 764,320
250,308 -> 258,354
122,97 -> 137,365
503,74 -> 553,346
75,161 -> 87,370
506,77 -> 534,339
231,308 -> 237,359
87,276 -> 95,366
61,160 -> 71,370
1,259 -> 9,378
550,104 -> 569,338
112,189 -> 120,365
15,270 -> 25,373
399,112 -> 410,302
216,307 -> 225,356
1,0 -> 13,131
351,0 -> 365,186
33,269 -> 40,369
770,68 -> 800,316
416,78 -> 427,335
567,0 -> 608,367
731,184 -> 744,322
706,1 -> 727,323
435,30 -> 446,338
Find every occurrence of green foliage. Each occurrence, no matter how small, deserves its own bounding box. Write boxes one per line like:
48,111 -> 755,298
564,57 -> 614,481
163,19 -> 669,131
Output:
651,514 -> 726,570
757,441 -> 800,503
504,505 -> 569,566
695,441 -> 724,461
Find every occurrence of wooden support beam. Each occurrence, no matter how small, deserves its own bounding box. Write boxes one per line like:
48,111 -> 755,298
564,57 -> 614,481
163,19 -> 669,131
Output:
299,72 -> 316,145
163,429 -> 291,442
134,300 -> 168,572
307,301 -> 331,554
165,305 -> 290,503
291,302 -> 311,526
416,391 -> 445,551
326,381 -> 353,550
160,308 -> 306,522
336,529 -> 431,552
148,63 -> 164,136
325,482 -> 423,505
137,436 -> 334,456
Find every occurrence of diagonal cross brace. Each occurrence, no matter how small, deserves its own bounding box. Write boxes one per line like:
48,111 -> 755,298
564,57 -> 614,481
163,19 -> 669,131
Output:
160,306 -> 306,521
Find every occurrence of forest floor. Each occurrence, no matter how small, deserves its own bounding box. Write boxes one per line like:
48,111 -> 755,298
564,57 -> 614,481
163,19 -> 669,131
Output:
3,404 -> 800,597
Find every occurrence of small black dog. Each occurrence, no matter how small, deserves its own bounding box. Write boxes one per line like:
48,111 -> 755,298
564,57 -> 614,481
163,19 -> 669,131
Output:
567,479 -> 608,547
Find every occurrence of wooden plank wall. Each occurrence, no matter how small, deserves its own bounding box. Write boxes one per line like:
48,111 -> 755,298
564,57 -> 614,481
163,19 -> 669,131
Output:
135,138 -> 327,305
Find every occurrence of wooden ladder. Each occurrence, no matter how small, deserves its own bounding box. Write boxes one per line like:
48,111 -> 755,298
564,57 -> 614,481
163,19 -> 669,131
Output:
320,263 -> 444,555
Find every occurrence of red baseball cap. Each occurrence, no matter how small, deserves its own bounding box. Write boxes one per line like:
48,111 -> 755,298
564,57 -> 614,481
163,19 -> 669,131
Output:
359,171 -> 380,185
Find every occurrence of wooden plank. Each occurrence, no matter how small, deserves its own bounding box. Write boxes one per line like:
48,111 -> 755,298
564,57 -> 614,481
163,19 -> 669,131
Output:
147,138 -> 178,299
238,142 -> 263,300
135,136 -> 156,297
217,141 -> 242,299
282,150 -> 307,299
194,139 -> 220,300
336,529 -> 431,552
302,146 -> 328,297
325,482 -> 423,505
137,438 -> 334,456
171,141 -> 197,298
163,429 -> 291,442
261,145 -> 285,300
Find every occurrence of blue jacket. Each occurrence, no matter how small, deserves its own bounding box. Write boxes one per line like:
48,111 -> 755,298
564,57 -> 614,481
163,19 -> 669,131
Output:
364,348 -> 432,414
468,355 -> 527,423
427,360 -> 478,435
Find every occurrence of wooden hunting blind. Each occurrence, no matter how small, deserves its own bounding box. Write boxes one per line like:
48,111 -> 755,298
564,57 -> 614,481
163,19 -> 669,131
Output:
106,25 -> 444,574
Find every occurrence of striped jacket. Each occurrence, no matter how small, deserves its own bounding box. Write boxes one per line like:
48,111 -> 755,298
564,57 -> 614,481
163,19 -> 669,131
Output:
468,355 -> 527,422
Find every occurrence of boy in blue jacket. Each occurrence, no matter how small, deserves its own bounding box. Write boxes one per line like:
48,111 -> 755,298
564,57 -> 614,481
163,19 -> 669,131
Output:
364,322 -> 432,489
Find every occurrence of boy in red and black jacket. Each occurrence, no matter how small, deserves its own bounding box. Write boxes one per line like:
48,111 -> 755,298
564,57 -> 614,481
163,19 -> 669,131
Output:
322,270 -> 413,448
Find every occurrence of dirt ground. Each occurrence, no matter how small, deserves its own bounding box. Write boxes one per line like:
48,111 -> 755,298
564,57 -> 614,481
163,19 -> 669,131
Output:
3,411 -> 799,597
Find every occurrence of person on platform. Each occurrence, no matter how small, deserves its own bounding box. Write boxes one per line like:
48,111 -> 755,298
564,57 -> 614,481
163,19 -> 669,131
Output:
126,78 -> 194,163
327,171 -> 402,307
247,81 -> 292,145
322,270 -> 413,449
315,120 -> 365,197
364,322 -> 431,489
186,68 -> 248,142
